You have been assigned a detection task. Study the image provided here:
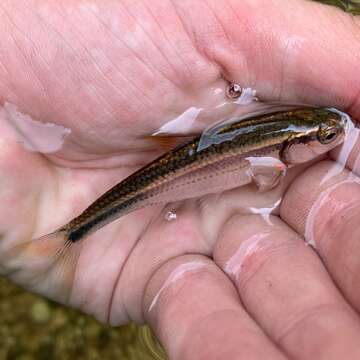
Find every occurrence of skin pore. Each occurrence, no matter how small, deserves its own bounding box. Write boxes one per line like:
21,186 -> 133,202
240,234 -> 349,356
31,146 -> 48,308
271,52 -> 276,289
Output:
1,0 -> 360,359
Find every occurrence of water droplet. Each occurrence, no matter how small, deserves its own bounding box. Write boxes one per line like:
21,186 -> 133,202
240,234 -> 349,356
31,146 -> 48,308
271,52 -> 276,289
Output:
226,83 -> 242,99
213,87 -> 224,95
3,102 -> 71,153
165,211 -> 177,221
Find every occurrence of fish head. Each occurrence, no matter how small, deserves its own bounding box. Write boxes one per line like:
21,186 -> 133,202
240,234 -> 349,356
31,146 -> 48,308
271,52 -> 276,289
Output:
280,108 -> 350,165
316,108 -> 349,145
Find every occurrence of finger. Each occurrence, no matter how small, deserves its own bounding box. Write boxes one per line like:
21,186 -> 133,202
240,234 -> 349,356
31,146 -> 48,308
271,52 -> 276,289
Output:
110,158 -> 324,325
213,214 -> 360,360
281,159 -> 360,313
143,254 -> 287,360
2,0 -> 360,140
330,125 -> 360,174
0,107 -> 151,316
110,200 -> 211,324
0,1 -> 221,158
174,0 -> 360,116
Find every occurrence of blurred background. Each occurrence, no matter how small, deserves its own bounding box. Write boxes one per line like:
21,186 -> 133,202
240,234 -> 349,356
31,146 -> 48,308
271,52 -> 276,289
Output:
314,0 -> 360,13
0,277 -> 166,360
0,1 -> 358,359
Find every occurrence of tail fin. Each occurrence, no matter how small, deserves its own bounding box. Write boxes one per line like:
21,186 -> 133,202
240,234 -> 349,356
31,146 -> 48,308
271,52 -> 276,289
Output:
0,230 -> 81,302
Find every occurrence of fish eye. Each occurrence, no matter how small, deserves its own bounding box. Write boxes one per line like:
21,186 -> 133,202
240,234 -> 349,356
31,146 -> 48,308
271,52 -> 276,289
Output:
317,126 -> 339,144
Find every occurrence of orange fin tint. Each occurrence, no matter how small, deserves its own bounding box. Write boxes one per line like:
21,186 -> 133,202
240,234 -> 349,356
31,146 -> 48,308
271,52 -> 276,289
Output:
0,230 -> 81,302
144,135 -> 195,151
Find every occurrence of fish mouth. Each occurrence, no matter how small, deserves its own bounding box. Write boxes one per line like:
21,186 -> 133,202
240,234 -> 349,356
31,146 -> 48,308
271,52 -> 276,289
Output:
326,107 -> 352,132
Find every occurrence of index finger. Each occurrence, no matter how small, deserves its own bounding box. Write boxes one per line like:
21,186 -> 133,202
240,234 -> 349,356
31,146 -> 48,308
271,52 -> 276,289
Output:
143,255 -> 287,360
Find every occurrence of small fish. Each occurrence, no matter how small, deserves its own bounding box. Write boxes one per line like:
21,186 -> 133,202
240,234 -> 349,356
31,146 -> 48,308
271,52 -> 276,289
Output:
42,107 -> 349,245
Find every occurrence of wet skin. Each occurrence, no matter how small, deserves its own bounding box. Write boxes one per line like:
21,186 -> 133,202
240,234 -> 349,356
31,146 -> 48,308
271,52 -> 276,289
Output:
1,1 -> 360,359
57,108 -> 346,243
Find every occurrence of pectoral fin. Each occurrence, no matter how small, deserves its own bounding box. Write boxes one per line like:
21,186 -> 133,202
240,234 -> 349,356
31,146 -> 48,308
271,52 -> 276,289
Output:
247,157 -> 287,192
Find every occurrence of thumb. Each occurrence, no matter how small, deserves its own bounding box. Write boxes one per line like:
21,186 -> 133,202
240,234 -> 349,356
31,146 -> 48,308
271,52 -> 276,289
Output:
174,0 -> 360,117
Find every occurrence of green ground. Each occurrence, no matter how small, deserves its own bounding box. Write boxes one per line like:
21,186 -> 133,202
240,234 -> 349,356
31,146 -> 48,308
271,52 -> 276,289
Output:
1,1 -> 358,360
0,277 -> 158,360
313,0 -> 360,13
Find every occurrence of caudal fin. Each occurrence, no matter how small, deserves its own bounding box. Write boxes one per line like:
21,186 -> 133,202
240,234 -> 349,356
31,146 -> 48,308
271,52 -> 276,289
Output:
1,229 -> 81,302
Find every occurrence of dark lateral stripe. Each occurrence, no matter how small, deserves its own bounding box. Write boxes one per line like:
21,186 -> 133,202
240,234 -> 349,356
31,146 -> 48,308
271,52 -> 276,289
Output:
68,196 -> 143,242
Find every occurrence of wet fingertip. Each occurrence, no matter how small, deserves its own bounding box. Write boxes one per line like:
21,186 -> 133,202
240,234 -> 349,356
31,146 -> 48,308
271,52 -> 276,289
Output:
213,215 -> 273,271
280,160 -> 353,237
142,254 -> 212,322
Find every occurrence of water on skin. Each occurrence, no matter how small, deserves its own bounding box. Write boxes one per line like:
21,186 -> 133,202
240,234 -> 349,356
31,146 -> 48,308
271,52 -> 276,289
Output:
164,211 -> 177,221
1,2 -> 359,359
2,80 -> 358,360
4,103 -> 358,360
142,0 -> 360,355
141,105 -> 357,359
303,112 -> 357,247
3,102 -> 71,154
151,85 -> 258,137
42,106 -> 350,244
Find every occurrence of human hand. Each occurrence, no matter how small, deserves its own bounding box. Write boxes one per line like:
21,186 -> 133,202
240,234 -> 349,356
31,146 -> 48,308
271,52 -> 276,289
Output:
1,1 -> 360,359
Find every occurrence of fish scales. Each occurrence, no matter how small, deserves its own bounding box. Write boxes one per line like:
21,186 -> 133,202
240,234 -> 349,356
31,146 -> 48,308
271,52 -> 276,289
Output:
53,107 -> 348,243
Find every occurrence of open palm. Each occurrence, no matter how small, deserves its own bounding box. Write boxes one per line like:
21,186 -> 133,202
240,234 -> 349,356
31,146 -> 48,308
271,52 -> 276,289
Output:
1,1 -> 360,359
